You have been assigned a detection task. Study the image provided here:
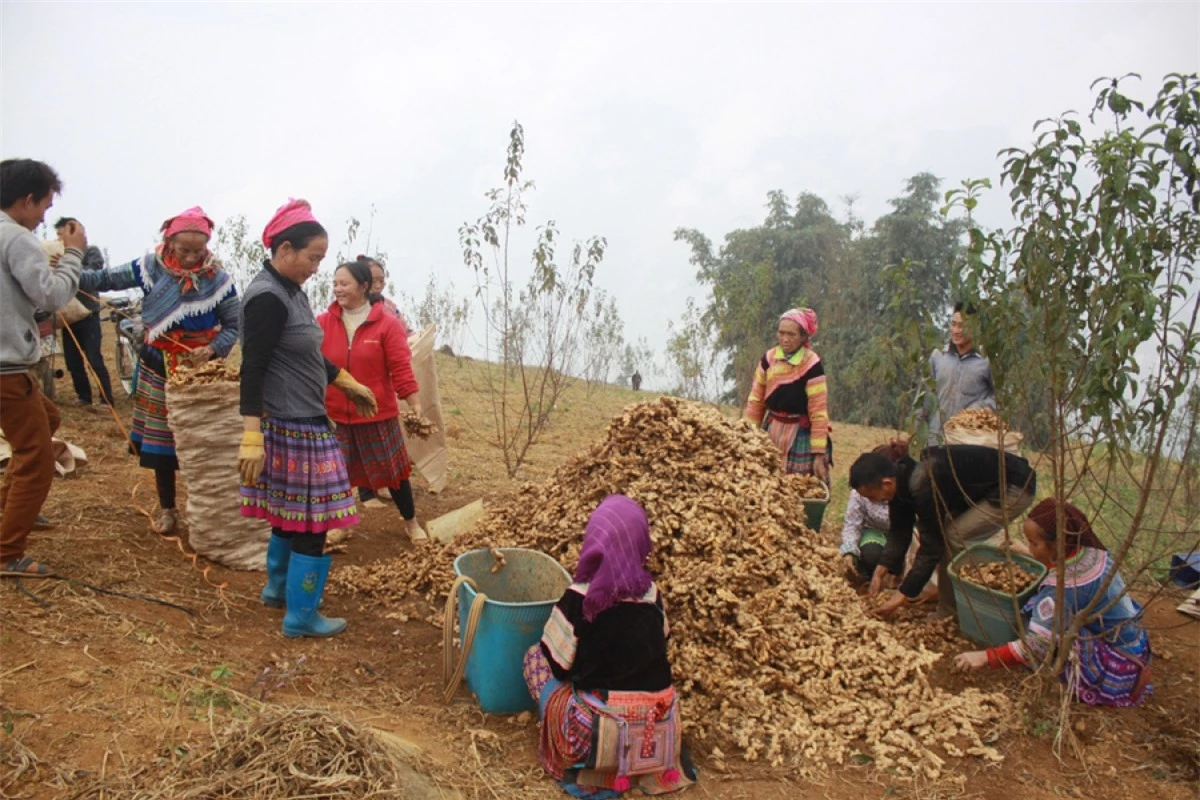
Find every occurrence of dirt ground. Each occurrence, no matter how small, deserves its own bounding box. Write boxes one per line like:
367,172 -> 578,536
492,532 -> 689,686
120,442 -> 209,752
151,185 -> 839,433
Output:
1,352 -> 1197,800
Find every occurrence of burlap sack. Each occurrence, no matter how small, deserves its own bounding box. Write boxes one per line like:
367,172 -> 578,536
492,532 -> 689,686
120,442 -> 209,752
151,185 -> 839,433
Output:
55,298 -> 92,327
167,381 -> 268,571
943,427 -> 1024,454
41,239 -> 92,326
405,324 -> 449,492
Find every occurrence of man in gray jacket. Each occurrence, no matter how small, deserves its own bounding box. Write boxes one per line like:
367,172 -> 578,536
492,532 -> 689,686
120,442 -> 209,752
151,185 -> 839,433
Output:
0,159 -> 87,576
926,301 -> 997,443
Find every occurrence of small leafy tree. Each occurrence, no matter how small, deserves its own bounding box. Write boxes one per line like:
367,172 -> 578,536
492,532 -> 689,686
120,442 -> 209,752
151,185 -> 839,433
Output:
663,297 -> 726,403
947,73 -> 1200,737
579,289 -> 626,393
459,122 -> 607,477
620,337 -> 655,387
212,214 -> 267,294
399,274 -> 471,352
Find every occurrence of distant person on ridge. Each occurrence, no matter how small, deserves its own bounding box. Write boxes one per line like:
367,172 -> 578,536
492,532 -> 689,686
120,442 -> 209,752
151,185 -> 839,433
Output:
631,370 -> 642,391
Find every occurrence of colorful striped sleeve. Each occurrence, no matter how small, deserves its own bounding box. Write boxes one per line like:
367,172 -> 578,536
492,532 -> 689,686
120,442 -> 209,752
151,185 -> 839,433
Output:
805,372 -> 828,452
744,357 -> 768,424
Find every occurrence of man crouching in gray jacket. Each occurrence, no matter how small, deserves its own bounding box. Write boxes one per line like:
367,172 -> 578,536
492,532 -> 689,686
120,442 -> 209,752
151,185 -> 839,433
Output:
0,158 -> 87,577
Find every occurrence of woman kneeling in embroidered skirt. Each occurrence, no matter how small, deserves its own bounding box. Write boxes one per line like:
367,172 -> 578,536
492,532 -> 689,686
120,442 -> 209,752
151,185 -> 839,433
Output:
954,499 -> 1152,706
237,199 -> 378,639
523,495 -> 697,798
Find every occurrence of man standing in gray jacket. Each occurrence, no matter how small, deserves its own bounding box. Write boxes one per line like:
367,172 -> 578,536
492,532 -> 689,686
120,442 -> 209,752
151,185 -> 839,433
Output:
0,159 -> 87,577
927,301 -> 997,443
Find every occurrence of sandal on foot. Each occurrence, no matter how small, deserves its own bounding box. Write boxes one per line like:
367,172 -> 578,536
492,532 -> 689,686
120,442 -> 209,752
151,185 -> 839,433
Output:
152,508 -> 178,535
405,519 -> 428,542
1,556 -> 52,577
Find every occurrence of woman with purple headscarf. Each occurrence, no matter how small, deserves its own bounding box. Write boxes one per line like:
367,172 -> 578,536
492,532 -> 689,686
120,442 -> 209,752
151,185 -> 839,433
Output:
744,307 -> 830,482
523,495 -> 696,798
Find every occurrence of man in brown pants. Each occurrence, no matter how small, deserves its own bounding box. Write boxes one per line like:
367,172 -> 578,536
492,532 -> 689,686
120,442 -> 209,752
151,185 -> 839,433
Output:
0,159 -> 86,576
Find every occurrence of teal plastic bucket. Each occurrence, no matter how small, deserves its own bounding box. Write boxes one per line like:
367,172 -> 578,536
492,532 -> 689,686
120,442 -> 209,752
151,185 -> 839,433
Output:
949,544 -> 1047,647
803,498 -> 828,531
451,548 -> 571,714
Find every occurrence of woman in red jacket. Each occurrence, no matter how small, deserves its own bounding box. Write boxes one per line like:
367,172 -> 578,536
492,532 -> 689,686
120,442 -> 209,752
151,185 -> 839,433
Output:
318,260 -> 426,541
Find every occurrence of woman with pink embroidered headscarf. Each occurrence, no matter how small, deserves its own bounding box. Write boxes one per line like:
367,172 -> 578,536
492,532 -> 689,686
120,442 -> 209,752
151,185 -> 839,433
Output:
78,206 -> 240,535
522,495 -> 696,797
744,307 -> 830,482
236,199 -> 377,639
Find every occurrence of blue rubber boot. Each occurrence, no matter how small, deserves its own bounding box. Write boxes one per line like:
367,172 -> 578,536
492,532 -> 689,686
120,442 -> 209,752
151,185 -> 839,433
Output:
260,534 -> 290,608
281,553 -> 346,638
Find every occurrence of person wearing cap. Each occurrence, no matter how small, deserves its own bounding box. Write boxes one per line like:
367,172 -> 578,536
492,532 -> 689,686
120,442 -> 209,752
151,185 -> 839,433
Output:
78,206 -> 240,536
743,307 -> 831,482
237,200 -> 377,639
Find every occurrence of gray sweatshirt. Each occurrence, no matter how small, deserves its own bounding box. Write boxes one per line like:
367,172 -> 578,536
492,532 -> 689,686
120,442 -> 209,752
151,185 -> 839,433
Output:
0,211 -> 83,373
927,345 -> 997,442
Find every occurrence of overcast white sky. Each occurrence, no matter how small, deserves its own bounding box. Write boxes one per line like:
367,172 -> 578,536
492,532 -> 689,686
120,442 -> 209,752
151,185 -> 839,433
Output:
3,2 -> 1198,373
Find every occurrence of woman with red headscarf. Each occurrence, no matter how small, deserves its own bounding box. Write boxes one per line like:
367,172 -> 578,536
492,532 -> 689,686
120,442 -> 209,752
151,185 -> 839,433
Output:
744,307 -> 830,482
521,495 -> 696,797
237,200 -> 377,639
954,499 -> 1152,707
78,206 -> 240,535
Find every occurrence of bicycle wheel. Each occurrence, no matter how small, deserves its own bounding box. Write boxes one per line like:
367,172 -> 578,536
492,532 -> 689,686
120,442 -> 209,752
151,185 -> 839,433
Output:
116,337 -> 138,397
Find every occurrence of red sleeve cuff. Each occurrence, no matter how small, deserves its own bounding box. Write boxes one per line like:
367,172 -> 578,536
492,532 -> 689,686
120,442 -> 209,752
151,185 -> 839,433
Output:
986,644 -> 1024,669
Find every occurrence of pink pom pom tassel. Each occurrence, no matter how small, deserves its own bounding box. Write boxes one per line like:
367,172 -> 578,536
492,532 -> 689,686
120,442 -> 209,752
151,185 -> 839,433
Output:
612,776 -> 631,792
663,768 -> 681,785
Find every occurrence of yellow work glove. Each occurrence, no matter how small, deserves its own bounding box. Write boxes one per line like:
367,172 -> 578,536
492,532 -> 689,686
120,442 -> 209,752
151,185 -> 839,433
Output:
333,369 -> 378,418
238,430 -> 265,486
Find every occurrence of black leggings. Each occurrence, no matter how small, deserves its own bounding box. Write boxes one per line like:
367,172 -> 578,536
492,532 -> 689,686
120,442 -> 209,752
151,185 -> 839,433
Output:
857,542 -> 884,580
272,527 -> 327,556
155,466 -> 176,510
391,480 -> 415,520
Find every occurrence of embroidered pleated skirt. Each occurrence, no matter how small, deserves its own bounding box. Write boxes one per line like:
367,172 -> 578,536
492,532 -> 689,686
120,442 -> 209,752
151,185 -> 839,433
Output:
239,415 -> 358,534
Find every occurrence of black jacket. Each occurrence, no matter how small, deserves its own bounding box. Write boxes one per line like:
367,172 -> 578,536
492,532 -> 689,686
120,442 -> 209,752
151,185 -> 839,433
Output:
881,445 -> 1036,598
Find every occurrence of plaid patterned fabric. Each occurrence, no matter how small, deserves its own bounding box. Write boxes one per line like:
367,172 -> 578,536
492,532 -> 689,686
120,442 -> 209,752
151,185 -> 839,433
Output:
762,410 -> 816,476
334,417 -> 412,489
239,416 -> 358,534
